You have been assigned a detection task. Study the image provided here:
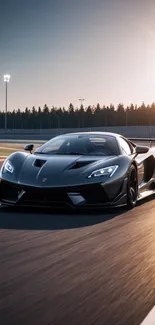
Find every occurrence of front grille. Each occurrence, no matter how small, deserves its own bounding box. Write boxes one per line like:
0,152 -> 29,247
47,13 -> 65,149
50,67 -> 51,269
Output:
23,188 -> 69,204
77,186 -> 108,204
0,180 -> 109,206
0,181 -> 71,206
0,181 -> 20,202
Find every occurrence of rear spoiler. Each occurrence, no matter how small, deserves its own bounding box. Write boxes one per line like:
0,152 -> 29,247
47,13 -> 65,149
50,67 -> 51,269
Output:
128,138 -> 155,148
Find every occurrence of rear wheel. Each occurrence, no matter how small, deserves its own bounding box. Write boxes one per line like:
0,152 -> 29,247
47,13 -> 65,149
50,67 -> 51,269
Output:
126,165 -> 138,209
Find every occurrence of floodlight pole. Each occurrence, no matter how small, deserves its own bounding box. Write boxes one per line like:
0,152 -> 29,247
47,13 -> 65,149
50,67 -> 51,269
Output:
4,74 -> 10,130
126,109 -> 128,127
5,81 -> 8,130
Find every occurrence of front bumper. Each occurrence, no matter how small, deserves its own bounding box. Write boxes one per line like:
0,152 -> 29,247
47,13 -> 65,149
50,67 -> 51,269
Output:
0,178 -> 128,208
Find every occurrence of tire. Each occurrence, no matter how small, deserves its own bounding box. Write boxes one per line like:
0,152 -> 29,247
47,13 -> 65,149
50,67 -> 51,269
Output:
126,165 -> 138,209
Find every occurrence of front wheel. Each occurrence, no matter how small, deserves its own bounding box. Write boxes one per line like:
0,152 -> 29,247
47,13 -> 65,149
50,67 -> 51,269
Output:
126,165 -> 138,209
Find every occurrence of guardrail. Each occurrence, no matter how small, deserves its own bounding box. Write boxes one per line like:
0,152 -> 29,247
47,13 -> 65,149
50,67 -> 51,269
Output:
0,126 -> 155,138
0,129 -> 155,141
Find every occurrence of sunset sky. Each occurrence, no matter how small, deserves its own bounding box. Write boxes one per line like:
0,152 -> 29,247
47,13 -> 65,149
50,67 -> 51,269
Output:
0,0 -> 155,111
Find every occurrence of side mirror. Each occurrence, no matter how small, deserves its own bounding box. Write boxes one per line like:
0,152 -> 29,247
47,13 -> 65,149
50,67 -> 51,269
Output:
135,146 -> 149,155
24,144 -> 34,154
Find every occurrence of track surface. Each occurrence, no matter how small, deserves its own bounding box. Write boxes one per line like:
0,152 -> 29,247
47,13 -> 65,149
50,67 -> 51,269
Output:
0,142 -> 155,325
0,199 -> 155,325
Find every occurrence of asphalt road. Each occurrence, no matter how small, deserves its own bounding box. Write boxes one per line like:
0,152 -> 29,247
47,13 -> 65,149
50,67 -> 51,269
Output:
0,198 -> 155,325
0,142 -> 155,325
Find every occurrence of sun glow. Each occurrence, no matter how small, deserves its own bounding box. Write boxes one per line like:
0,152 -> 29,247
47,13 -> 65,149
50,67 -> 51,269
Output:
147,49 -> 155,87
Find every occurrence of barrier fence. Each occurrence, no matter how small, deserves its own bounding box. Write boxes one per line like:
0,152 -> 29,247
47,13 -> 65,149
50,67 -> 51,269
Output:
0,126 -> 154,140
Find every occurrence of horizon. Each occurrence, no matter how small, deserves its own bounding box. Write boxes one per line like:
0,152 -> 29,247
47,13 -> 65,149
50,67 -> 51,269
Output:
0,101 -> 155,112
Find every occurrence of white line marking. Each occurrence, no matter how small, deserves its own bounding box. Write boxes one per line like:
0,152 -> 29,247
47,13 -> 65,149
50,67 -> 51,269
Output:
140,306 -> 155,325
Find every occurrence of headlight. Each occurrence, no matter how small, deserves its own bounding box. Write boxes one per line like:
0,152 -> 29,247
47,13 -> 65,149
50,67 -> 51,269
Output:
4,160 -> 14,174
88,165 -> 118,178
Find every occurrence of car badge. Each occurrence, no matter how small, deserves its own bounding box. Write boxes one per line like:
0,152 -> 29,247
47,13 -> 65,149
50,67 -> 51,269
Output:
42,178 -> 47,183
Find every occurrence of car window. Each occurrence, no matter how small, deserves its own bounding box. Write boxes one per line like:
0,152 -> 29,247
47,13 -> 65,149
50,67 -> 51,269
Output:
35,134 -> 120,156
119,137 -> 132,155
40,138 -> 66,153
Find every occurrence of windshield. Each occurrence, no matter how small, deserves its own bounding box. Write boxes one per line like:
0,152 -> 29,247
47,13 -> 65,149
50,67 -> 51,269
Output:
35,134 -> 119,156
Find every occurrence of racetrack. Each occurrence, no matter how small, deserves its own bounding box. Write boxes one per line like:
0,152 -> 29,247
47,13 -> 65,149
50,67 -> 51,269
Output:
0,199 -> 155,325
0,141 -> 155,325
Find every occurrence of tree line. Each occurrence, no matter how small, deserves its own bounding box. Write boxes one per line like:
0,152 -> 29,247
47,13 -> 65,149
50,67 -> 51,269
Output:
0,102 -> 155,129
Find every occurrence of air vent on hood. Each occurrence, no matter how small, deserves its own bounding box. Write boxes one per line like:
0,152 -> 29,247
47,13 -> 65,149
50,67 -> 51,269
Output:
70,161 -> 96,169
34,159 -> 47,168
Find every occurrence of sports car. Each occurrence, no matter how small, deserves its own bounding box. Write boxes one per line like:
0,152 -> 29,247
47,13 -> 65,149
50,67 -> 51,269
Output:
0,132 -> 155,209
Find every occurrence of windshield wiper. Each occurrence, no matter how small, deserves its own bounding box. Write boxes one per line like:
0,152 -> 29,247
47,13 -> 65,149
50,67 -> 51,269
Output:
55,152 -> 87,155
35,151 -> 87,155
35,152 -> 47,154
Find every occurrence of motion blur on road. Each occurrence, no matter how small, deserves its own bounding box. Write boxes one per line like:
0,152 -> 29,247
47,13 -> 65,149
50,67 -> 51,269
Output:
0,140 -> 155,325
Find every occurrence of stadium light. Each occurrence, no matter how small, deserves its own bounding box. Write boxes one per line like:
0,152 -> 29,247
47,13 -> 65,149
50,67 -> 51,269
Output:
4,74 -> 11,83
79,98 -> 85,107
3,74 -> 11,130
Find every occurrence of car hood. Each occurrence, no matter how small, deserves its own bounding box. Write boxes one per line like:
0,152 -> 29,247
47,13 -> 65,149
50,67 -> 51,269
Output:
3,153 -> 119,187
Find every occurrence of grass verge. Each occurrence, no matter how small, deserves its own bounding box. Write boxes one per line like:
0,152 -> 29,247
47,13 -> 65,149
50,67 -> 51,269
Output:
0,148 -> 21,156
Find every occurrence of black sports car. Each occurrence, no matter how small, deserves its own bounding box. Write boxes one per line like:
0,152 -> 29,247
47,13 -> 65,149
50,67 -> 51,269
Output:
0,132 -> 155,209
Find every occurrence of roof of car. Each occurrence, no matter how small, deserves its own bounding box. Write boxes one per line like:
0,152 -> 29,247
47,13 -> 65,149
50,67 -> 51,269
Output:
63,131 -> 121,137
